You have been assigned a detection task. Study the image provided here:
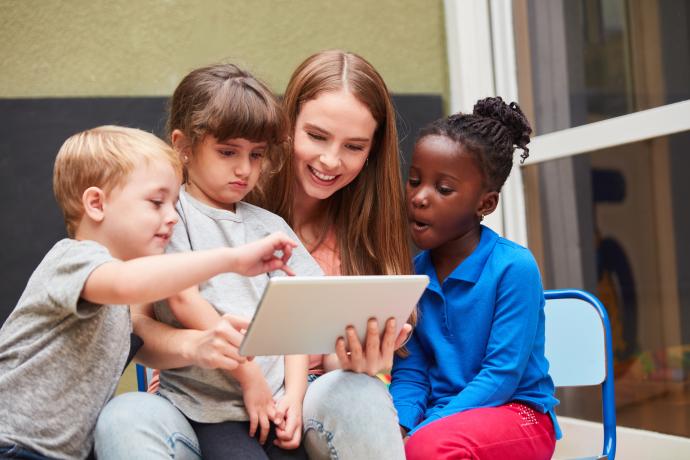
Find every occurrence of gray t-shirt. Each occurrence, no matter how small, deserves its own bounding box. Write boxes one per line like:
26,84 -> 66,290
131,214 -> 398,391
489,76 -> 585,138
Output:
0,239 -> 131,460
155,188 -> 323,423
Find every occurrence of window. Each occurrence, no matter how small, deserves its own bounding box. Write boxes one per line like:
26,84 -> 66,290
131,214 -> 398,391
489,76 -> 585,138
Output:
516,0 -> 690,436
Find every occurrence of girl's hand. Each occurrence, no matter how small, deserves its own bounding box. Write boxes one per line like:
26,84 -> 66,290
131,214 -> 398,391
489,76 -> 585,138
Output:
335,318 -> 412,375
239,364 -> 277,445
183,314 -> 251,370
273,393 -> 303,450
231,232 -> 298,277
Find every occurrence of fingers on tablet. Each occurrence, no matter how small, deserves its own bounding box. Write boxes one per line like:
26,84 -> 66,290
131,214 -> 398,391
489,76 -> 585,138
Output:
335,336 -> 350,368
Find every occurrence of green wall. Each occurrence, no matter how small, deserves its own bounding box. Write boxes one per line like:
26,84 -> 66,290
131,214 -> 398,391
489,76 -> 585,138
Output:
0,0 -> 448,100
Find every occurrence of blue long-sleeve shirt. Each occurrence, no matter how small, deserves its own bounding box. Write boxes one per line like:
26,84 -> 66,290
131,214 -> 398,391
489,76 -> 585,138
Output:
390,226 -> 561,437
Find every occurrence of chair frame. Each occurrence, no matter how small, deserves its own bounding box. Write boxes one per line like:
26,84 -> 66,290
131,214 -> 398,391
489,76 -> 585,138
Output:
135,363 -> 148,392
545,289 -> 617,460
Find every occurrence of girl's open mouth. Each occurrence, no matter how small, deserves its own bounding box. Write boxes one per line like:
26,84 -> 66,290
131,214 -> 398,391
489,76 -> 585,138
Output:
411,220 -> 430,231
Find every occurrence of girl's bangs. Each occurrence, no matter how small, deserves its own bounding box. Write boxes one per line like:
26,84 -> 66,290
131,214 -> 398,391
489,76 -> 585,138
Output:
203,83 -> 287,145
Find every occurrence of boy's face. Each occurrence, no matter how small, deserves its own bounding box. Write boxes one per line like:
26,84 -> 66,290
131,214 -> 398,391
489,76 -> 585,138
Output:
100,159 -> 180,260
185,135 -> 266,212
406,135 -> 487,251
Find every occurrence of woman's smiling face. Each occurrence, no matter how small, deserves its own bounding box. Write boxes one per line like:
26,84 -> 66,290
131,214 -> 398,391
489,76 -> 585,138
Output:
292,90 -> 377,202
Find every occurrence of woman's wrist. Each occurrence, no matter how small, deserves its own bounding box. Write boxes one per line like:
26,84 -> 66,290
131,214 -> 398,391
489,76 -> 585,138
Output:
178,328 -> 201,367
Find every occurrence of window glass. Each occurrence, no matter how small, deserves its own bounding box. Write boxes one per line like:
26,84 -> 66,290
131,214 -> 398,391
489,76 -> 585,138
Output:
522,132 -> 690,437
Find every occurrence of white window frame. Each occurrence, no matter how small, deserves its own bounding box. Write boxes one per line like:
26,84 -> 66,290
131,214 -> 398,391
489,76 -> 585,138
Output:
443,0 -> 690,247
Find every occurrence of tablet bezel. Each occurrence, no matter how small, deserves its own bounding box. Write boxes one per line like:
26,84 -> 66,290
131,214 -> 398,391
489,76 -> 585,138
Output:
239,275 -> 429,356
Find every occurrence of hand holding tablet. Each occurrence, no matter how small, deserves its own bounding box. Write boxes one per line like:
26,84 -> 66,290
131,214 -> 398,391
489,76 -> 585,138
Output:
239,275 -> 429,356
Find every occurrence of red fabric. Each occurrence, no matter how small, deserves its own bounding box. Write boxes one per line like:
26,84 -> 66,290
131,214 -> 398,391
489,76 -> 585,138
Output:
405,402 -> 556,460
147,369 -> 160,394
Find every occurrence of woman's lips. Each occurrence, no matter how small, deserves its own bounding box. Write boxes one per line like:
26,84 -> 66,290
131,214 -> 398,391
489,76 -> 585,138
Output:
308,165 -> 338,185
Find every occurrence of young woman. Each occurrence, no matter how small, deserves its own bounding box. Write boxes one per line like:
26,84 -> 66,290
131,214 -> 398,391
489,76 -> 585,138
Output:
251,50 -> 413,460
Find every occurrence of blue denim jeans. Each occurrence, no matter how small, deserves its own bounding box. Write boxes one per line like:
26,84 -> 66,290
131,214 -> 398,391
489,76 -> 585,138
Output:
95,371 -> 404,460
302,370 -> 405,460
94,392 -> 201,460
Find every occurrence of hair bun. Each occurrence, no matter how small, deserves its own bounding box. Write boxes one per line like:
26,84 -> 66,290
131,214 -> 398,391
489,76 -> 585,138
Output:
473,97 -> 532,158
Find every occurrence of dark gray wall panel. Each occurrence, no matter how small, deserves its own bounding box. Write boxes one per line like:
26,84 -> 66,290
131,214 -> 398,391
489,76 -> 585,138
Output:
0,95 -> 442,324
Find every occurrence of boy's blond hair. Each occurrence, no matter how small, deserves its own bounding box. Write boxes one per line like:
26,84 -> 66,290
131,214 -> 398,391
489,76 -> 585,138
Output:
53,125 -> 182,237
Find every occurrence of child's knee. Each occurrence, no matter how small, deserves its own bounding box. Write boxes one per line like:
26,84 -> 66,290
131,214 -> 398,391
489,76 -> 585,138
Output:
405,425 -> 472,460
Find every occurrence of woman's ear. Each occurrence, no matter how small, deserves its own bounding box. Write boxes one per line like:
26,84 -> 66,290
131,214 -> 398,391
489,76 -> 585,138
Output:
82,187 -> 106,223
477,191 -> 499,219
171,129 -> 192,163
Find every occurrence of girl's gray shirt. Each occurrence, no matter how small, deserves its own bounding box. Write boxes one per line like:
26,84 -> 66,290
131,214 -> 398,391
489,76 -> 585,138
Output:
155,188 -> 323,423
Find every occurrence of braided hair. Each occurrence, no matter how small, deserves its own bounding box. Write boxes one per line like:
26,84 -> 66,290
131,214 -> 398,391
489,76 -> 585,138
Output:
418,96 -> 532,192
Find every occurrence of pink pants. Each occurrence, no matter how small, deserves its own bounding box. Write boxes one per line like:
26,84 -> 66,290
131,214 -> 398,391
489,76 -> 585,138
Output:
405,402 -> 556,460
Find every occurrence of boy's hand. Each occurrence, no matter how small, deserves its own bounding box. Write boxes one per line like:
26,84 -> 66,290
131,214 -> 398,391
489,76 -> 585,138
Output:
239,363 -> 276,445
273,393 -> 303,450
231,232 -> 298,277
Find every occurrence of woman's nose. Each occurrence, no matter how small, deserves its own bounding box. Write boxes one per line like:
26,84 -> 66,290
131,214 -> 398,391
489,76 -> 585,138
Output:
318,146 -> 340,170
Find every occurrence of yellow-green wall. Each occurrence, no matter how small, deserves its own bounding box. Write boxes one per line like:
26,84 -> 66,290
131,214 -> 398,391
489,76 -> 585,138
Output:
0,0 -> 448,100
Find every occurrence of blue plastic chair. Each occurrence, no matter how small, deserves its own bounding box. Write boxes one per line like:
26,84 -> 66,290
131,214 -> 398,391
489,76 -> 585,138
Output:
135,364 -> 151,392
544,289 -> 617,460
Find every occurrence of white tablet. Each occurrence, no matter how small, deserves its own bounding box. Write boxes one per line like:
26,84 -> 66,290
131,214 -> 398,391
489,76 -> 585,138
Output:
239,275 -> 429,356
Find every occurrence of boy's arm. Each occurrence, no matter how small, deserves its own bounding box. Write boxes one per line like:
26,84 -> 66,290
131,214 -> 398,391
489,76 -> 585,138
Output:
82,232 -> 297,306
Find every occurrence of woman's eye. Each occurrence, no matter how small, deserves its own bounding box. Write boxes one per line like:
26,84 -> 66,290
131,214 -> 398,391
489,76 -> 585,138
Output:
408,178 -> 420,187
345,144 -> 365,152
307,132 -> 326,141
150,200 -> 163,208
218,150 -> 235,157
250,152 -> 264,160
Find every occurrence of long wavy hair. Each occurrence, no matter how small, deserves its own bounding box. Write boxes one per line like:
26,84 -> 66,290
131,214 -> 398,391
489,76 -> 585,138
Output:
252,50 -> 413,278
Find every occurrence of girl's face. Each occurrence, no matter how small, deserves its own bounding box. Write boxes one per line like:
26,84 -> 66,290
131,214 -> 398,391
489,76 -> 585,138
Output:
406,135 -> 491,251
292,90 -> 377,202
185,135 -> 266,212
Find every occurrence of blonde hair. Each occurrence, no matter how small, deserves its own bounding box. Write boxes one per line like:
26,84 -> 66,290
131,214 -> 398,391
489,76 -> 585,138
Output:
167,63 -> 288,184
53,125 -> 182,237
253,50 -> 413,278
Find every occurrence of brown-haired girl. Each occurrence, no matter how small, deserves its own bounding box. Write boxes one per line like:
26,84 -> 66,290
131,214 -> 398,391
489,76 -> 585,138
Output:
95,64 -> 322,460
390,97 -> 560,459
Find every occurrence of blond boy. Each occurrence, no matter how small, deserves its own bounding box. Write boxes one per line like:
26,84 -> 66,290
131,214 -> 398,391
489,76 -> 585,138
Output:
0,126 -> 296,460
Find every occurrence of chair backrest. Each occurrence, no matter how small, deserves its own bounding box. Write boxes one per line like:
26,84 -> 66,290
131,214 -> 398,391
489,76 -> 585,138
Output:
135,364 -> 153,392
544,289 -> 617,460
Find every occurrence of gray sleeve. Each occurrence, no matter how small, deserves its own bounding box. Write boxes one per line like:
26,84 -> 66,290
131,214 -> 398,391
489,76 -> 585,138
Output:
44,241 -> 115,317
167,201 -> 192,254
